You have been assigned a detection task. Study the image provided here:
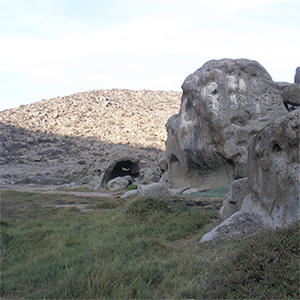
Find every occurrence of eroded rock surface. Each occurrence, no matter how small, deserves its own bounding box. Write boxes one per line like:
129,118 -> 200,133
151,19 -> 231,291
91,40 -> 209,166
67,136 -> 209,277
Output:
218,178 -> 248,221
244,108 -> 300,228
201,109 -> 300,242
277,81 -> 300,109
137,183 -> 173,198
107,176 -> 130,191
200,211 -> 266,242
139,167 -> 160,184
91,145 -> 140,189
165,59 -> 287,189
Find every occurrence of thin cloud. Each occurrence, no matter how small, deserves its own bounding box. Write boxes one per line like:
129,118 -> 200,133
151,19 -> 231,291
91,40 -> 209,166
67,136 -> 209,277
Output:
0,0 -> 299,110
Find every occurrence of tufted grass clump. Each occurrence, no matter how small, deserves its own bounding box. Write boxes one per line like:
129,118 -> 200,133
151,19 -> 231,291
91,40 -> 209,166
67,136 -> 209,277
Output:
126,197 -> 180,220
202,221 -> 300,299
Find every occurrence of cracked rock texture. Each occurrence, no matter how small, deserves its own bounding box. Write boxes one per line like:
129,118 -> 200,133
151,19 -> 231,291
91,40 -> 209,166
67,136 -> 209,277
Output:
244,108 -> 300,228
201,108 -> 300,242
165,59 -> 288,189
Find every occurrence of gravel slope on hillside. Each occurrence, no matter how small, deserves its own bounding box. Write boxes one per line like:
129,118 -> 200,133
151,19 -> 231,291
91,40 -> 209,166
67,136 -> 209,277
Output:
0,89 -> 181,186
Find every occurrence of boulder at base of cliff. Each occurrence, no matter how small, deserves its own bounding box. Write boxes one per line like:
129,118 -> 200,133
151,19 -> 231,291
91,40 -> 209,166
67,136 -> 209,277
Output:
218,178 -> 248,221
165,59 -> 287,189
277,81 -> 300,110
139,167 -> 161,184
107,176 -> 130,191
201,109 -> 300,242
243,108 -> 300,228
137,183 -> 173,198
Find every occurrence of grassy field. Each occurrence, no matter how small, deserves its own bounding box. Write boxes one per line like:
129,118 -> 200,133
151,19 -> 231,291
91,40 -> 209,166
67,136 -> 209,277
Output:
1,190 -> 299,299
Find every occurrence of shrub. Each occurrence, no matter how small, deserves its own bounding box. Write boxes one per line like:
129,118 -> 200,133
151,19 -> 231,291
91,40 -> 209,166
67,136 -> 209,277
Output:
126,184 -> 138,191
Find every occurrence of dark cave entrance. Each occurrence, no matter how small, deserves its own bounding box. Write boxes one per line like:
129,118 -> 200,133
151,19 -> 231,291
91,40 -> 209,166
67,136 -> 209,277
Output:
108,160 -> 139,181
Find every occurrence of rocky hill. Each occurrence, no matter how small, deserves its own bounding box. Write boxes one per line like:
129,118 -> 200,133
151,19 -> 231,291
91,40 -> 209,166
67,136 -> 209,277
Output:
0,89 -> 181,186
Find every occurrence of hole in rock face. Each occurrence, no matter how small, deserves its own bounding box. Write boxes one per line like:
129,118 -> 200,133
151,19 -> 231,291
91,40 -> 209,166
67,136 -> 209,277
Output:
109,160 -> 139,181
272,143 -> 282,154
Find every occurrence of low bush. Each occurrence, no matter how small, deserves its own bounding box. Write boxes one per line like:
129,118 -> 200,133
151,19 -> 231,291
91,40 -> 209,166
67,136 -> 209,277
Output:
126,184 -> 138,191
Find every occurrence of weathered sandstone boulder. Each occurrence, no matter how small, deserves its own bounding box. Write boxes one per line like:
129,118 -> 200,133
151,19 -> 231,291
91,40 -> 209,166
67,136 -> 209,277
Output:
277,82 -> 300,109
137,183 -> 173,198
139,167 -> 160,184
123,175 -> 133,184
218,178 -> 248,221
244,108 -> 299,228
91,145 -> 140,189
107,176 -> 130,191
200,211 -> 266,242
27,151 -> 42,162
165,59 -> 287,189
201,109 -> 300,242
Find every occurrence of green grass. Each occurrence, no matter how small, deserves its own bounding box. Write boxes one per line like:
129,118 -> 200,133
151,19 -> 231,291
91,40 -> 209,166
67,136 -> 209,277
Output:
1,190 -> 299,299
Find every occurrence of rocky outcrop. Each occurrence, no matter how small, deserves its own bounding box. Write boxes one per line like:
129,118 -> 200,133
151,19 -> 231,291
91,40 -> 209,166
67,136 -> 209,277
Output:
91,145 -> 140,189
0,89 -> 181,187
107,176 -> 130,191
139,167 -> 161,184
244,108 -> 299,228
277,82 -> 300,109
200,212 -> 266,242
137,183 -> 173,198
201,109 -> 300,242
165,59 -> 287,189
218,178 -> 248,221
0,89 -> 181,151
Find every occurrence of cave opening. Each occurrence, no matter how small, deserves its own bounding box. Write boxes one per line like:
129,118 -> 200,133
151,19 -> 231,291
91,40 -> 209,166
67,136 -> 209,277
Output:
108,160 -> 139,181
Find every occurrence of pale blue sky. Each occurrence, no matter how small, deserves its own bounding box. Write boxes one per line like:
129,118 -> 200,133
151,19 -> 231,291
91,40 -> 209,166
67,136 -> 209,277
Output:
0,0 -> 299,111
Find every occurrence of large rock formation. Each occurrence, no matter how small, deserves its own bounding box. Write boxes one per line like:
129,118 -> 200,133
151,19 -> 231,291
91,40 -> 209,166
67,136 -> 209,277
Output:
165,59 -> 287,189
0,89 -> 181,187
201,109 -> 300,242
244,108 -> 299,228
277,82 -> 300,109
91,145 -> 140,189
